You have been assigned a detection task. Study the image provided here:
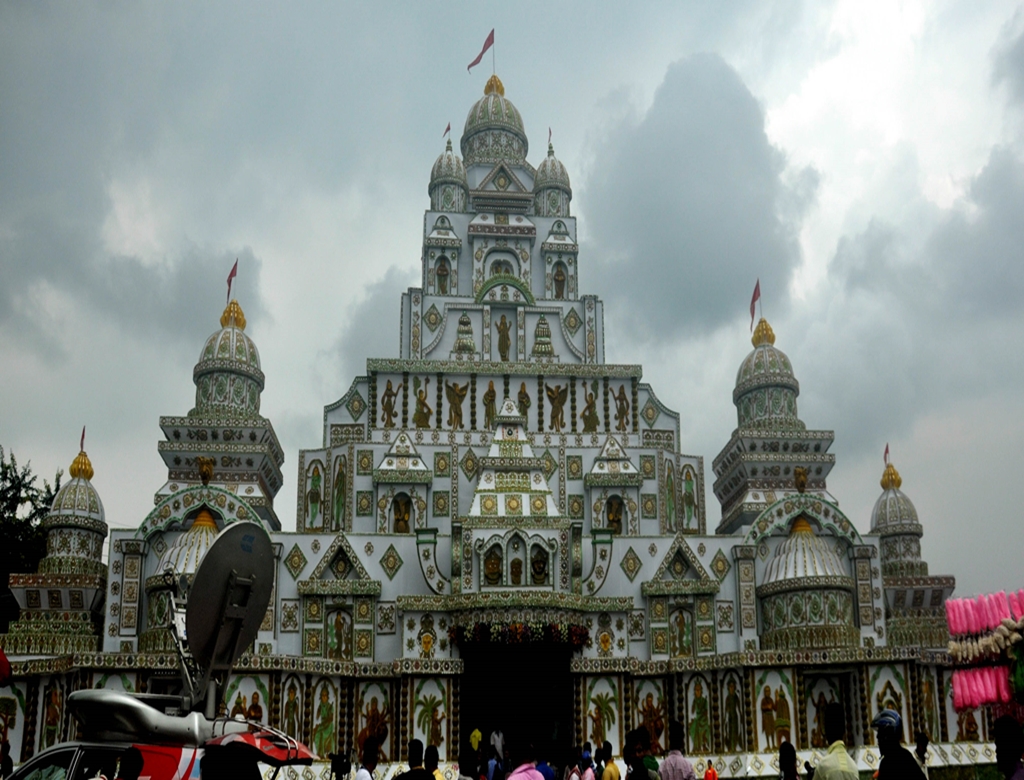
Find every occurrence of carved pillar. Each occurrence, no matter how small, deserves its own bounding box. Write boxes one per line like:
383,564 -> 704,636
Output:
470,374 -> 477,430
744,668 -> 756,752
937,669 -> 949,743
570,377 -> 578,433
795,668 -> 807,749
710,669 -> 722,754
602,377 -> 610,432
858,666 -> 872,745
631,377 -> 639,433
451,676 -> 460,761
435,373 -> 443,430
537,374 -> 544,432
369,373 -> 378,430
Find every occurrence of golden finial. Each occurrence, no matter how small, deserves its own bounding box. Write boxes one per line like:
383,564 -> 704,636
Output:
220,299 -> 246,330
190,508 -> 218,531
484,74 -> 505,96
69,450 -> 94,481
880,462 -> 902,490
790,517 -> 813,535
751,317 -> 776,347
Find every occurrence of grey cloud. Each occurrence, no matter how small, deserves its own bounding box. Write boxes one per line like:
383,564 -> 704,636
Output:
582,52 -> 814,343
993,15 -> 1024,105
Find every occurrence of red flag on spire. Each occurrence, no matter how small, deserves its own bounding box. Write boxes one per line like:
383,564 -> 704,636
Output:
443,122 -> 451,138
80,426 -> 86,452
226,259 -> 238,304
750,279 -> 761,331
548,127 -> 552,145
884,443 -> 890,465
467,29 -> 495,73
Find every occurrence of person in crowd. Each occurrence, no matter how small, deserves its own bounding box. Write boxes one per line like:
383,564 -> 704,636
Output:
700,760 -> 716,780
536,754 -> 556,780
0,741 -> 13,780
812,702 -> 857,780
657,721 -> 694,780
396,739 -> 434,780
566,747 -> 583,780
458,749 -> 478,780
580,749 -> 595,780
599,742 -> 618,780
426,745 -> 444,780
506,743 -> 543,780
871,709 -> 925,780
357,738 -> 379,780
914,731 -> 930,779
993,716 -> 1024,780
778,741 -> 798,780
488,746 -> 505,780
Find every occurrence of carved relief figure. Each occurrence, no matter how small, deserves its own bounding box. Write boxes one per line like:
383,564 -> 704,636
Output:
553,263 -> 566,299
921,675 -> 937,740
392,494 -> 412,534
307,465 -> 322,529
496,315 -> 512,362
606,496 -> 623,535
639,691 -> 665,754
334,455 -> 347,530
436,257 -> 450,295
483,380 -> 497,430
581,381 -> 600,433
415,687 -> 446,750
517,382 -> 531,418
665,463 -> 677,533
546,383 -> 568,431
380,379 -> 403,428
445,380 -> 469,429
589,689 -> 617,747
689,681 -> 711,753
531,546 -> 548,585
328,610 -> 353,660
247,691 -> 263,722
682,466 -> 696,529
418,614 -> 437,659
412,377 -> 433,429
811,691 -> 829,748
723,678 -> 742,752
358,694 -> 391,761
283,681 -> 301,739
484,547 -> 502,586
510,558 -> 523,585
42,685 -> 62,749
775,687 -> 791,744
613,385 -> 630,432
761,686 -> 776,749
312,684 -> 336,756
670,609 -> 692,658
956,709 -> 979,742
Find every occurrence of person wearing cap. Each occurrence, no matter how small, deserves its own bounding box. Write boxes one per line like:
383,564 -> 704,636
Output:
871,709 -> 925,780
811,702 -> 858,779
992,715 -> 1024,779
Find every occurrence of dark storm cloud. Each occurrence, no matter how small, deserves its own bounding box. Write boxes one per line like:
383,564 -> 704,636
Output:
993,17 -> 1024,105
583,53 -> 815,342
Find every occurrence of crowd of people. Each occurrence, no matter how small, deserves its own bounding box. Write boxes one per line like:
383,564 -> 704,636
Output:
361,706 -> 1024,780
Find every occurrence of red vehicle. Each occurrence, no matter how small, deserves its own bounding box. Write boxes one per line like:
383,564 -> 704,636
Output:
10,523 -> 316,780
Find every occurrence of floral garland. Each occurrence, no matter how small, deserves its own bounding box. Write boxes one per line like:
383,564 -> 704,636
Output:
448,621 -> 590,649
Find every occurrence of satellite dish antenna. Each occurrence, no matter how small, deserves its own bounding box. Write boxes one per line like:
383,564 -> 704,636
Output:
169,520 -> 274,716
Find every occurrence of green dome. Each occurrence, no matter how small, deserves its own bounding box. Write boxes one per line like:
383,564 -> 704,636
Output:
734,318 -> 803,431
871,461 -> 927,577
534,143 -> 571,191
38,449 -> 107,576
461,75 -> 529,166
191,300 -> 265,419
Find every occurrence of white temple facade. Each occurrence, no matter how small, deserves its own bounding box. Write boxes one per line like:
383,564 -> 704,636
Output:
2,75 -> 987,777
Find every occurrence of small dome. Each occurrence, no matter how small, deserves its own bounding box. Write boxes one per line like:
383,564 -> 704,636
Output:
461,75 -> 528,165
733,318 -> 803,431
534,143 -> 571,191
870,462 -> 921,536
430,139 -> 468,191
156,508 -> 219,576
47,449 -> 105,529
762,518 -> 849,588
192,300 -> 265,419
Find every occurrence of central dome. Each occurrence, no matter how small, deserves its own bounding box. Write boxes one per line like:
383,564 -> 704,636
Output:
734,318 -> 804,431
461,75 -> 529,166
192,300 -> 265,419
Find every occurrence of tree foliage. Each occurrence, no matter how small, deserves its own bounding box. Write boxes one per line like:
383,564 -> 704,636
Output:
0,445 -> 62,579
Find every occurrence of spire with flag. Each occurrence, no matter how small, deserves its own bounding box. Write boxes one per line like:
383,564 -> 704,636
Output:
884,442 -> 890,465
226,259 -> 238,304
468,29 -> 495,73
80,425 -> 86,453
443,122 -> 451,138
749,278 -> 761,331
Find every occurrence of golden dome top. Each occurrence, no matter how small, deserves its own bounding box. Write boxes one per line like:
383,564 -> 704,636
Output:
790,517 -> 813,535
220,299 -> 247,330
751,317 -> 776,347
484,74 -> 505,96
69,450 -> 94,481
880,462 -> 902,491
190,508 -> 218,531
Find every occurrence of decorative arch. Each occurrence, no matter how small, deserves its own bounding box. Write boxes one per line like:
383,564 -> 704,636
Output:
475,272 -> 535,306
743,494 -> 863,546
475,528 -> 556,588
137,485 -> 267,541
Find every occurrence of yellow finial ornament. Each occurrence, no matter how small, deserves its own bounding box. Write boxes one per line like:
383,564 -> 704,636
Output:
790,517 -> 813,535
484,74 -> 505,96
880,462 -> 902,490
751,317 -> 776,347
190,508 -> 218,531
220,299 -> 247,330
69,450 -> 94,481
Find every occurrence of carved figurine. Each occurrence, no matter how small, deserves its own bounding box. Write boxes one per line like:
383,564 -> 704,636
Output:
334,455 -> 347,530
689,682 -> 710,753
436,258 -> 449,294
665,464 -> 677,533
357,696 -> 390,762
683,466 -> 696,529
483,380 -> 497,430
307,465 -> 322,529
639,691 -> 666,753
445,379 -> 469,429
614,384 -> 630,432
794,465 -> 808,493
606,496 -> 623,535
484,547 -> 502,586
380,379 -> 403,428
554,264 -> 566,299
724,678 -> 742,752
412,377 -> 432,429
531,547 -> 548,584
775,686 -> 791,744
247,691 -> 263,723
761,686 -> 776,749
517,382 -> 531,418
496,315 -> 512,362
581,381 -> 600,432
510,558 -> 523,585
546,383 -> 568,431
393,494 -> 412,533
283,683 -> 300,739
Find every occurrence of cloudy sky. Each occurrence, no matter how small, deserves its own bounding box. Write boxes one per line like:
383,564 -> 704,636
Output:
3,1 -> 1023,597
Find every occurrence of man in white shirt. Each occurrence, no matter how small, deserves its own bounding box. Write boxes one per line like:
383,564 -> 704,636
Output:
356,737 -> 379,780
812,703 -> 858,780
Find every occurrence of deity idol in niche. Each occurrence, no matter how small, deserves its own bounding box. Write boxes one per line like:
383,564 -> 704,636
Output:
682,466 -> 696,528
230,693 -> 247,720
580,380 -> 600,433
412,377 -> 433,429
313,685 -> 336,756
334,455 -> 347,530
483,380 -> 497,430
546,383 -> 568,431
530,546 -> 548,585
358,695 -> 391,761
665,464 -> 677,532
445,379 -> 469,429
613,385 -> 630,432
760,686 -> 776,749
307,465 -> 322,529
517,382 -> 531,418
723,678 -> 742,752
774,687 -> 792,744
689,681 -> 710,753
283,681 -> 301,739
484,547 -> 502,586
42,686 -> 62,748
496,315 -> 512,362
639,691 -> 665,754
606,496 -> 623,535
392,494 -> 412,534
553,263 -> 566,299
436,257 -> 450,294
380,379 -> 403,428
510,558 -> 523,585
670,609 -> 692,658
247,691 -> 263,722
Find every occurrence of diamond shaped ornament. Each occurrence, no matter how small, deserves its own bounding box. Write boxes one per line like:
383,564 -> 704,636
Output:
460,448 -> 479,480
424,304 -> 442,333
640,399 -> 660,427
541,449 -> 558,480
380,544 -> 404,580
563,307 -> 582,336
620,547 -> 643,582
346,390 -> 366,421
285,544 -> 308,580
710,549 -> 731,581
